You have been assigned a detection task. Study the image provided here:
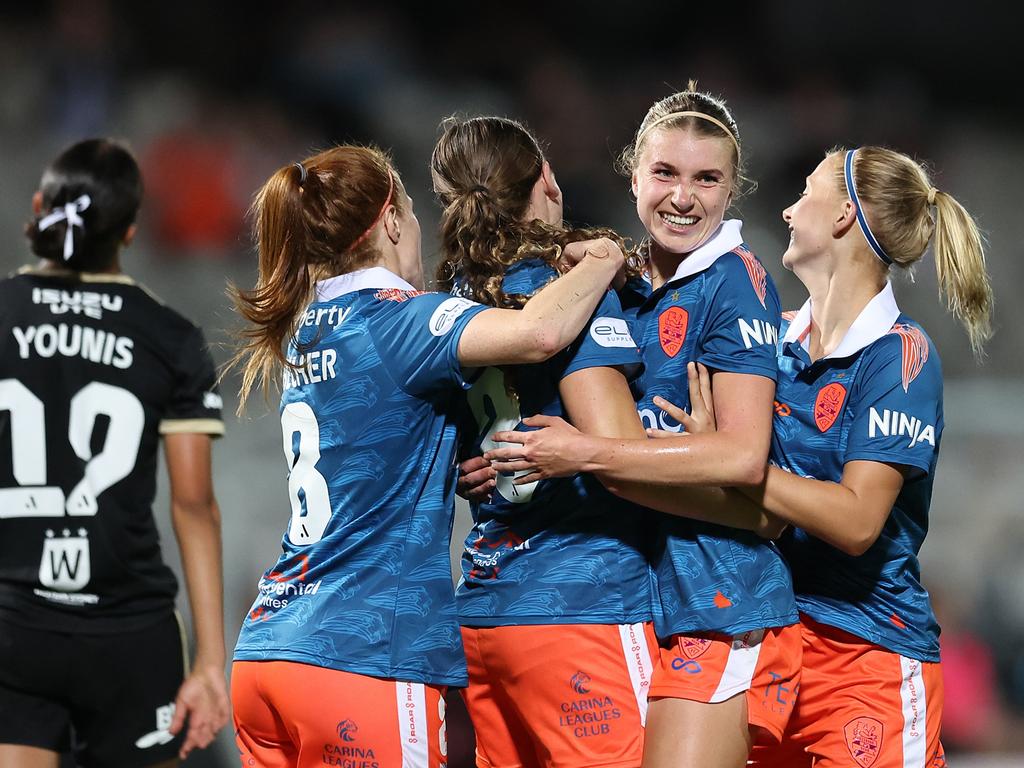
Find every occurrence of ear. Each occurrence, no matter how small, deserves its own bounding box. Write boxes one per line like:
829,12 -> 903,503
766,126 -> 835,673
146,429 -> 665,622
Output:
630,172 -> 639,201
32,191 -> 43,216
121,224 -> 137,248
833,199 -> 859,238
382,205 -> 401,245
540,161 -> 561,203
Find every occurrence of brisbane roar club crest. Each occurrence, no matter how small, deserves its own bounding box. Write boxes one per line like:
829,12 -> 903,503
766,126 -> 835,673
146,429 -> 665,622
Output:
658,307 -> 689,358
844,717 -> 884,767
814,382 -> 847,432
679,636 -> 712,659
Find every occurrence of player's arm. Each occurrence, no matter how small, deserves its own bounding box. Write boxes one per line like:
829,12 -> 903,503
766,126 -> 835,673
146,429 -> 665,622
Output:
510,363 -> 779,536
560,365 -> 646,440
164,432 -> 229,759
457,239 -> 624,367
488,370 -> 774,488
737,461 -> 907,556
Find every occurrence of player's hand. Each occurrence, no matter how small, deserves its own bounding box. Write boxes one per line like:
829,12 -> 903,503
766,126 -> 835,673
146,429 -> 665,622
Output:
647,363 -> 716,438
457,456 -> 496,503
169,661 -> 229,759
485,415 -> 589,483
562,238 -> 627,289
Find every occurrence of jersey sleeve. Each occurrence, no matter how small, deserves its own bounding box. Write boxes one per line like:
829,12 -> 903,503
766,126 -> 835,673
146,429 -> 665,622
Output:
370,293 -> 488,397
843,327 -> 942,474
697,250 -> 781,381
560,289 -> 643,380
502,259 -> 642,381
159,324 -> 225,437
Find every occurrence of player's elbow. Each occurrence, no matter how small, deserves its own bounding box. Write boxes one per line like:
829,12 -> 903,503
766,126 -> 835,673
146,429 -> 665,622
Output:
171,495 -> 221,526
527,325 -> 564,362
756,518 -> 787,541
836,523 -> 883,557
731,451 -> 767,487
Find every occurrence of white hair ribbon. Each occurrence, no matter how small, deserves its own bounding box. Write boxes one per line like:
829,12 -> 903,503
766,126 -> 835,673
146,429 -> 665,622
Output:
38,194 -> 91,261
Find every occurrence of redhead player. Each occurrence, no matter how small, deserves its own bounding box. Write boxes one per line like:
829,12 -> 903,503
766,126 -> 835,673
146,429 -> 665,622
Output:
431,116 -> 656,768
484,84 -> 800,767
226,145 -> 628,768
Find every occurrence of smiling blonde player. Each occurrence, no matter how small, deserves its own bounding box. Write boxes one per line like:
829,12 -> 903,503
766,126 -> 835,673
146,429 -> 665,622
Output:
485,85 -> 801,767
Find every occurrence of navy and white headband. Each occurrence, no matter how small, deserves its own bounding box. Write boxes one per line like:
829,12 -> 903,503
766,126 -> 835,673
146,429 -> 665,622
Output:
844,150 -> 891,266
37,194 -> 91,262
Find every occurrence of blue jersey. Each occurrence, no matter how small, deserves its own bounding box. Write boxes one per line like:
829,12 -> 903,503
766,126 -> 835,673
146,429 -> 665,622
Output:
233,268 -> 487,687
456,259 -> 652,626
772,283 -> 943,661
626,220 -> 798,638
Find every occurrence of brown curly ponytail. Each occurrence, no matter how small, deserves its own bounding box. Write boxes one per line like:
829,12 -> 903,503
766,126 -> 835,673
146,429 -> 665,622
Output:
431,116 -> 638,308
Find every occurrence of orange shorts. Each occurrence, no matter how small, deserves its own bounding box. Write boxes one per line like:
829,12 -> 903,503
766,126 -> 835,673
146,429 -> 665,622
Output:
231,660 -> 447,768
750,615 -> 946,767
649,624 -> 802,741
461,622 -> 660,768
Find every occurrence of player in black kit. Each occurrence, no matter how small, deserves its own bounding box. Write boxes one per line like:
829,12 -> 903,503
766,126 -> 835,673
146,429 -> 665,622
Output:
0,139 -> 229,767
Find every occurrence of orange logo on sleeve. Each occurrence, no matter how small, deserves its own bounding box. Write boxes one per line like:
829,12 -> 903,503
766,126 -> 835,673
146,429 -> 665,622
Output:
733,245 -> 768,309
844,717 -> 884,767
713,590 -> 733,609
888,324 -> 929,392
658,306 -> 689,358
814,382 -> 847,432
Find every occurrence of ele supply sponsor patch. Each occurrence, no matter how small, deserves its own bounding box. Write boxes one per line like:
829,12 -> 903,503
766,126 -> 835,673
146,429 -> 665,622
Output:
429,297 -> 478,336
589,316 -> 635,348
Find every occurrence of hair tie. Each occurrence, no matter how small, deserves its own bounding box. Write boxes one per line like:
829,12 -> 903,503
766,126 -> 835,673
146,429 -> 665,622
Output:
38,194 -> 91,261
844,150 -> 892,266
293,162 -> 307,184
347,170 -> 395,253
636,110 -> 741,161
927,187 -> 938,206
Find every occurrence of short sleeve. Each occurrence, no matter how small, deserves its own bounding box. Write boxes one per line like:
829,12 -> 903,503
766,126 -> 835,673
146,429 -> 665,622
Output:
370,293 -> 488,397
698,250 -> 781,381
561,289 -> 643,381
159,324 -> 225,436
843,326 -> 942,474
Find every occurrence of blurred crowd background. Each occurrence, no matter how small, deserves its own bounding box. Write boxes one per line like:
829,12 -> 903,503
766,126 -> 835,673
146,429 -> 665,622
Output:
1,1 -> 1021,765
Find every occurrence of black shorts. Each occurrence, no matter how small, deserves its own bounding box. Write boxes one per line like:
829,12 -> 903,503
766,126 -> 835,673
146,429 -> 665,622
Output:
0,611 -> 187,768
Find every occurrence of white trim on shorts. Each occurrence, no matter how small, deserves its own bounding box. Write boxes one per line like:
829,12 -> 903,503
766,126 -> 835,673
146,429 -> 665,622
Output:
709,628 -> 765,703
396,681 -> 429,767
899,655 -> 928,767
617,622 -> 656,726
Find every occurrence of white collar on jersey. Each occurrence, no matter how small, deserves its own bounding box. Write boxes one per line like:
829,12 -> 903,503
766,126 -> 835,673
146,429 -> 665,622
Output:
782,281 -> 901,359
315,267 -> 415,302
660,218 -> 745,285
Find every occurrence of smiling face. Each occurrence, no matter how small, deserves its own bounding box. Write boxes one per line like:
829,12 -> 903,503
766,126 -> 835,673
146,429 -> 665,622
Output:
781,154 -> 845,271
631,127 -> 735,255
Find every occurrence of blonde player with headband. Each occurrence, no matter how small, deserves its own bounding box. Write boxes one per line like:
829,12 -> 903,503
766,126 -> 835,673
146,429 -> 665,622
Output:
692,145 -> 990,766
485,83 -> 800,767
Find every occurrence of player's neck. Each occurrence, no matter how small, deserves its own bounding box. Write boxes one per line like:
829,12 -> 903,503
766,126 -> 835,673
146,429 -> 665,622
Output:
647,242 -> 683,291
36,257 -> 122,276
801,257 -> 886,360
